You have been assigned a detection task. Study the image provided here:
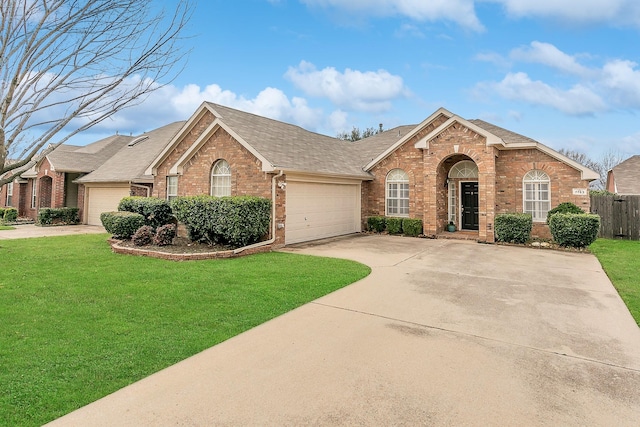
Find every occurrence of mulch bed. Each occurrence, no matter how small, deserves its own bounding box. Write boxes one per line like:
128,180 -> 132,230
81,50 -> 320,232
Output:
115,237 -> 235,254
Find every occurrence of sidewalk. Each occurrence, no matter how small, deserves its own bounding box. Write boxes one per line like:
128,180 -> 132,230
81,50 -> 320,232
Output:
0,224 -> 107,240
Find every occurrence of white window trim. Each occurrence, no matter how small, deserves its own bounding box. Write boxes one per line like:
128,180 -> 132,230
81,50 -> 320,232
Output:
167,176 -> 178,201
6,183 -> 13,206
31,181 -> 37,208
210,159 -> 231,197
523,170 -> 550,222
385,169 -> 409,217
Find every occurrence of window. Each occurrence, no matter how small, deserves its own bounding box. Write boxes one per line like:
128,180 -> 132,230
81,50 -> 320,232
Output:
386,169 -> 409,216
523,170 -> 550,221
167,176 -> 178,201
211,159 -> 231,197
31,181 -> 37,208
6,183 -> 12,206
448,160 -> 478,179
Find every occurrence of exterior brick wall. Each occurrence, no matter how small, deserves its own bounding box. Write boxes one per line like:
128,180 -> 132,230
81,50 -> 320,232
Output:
154,110 -> 286,246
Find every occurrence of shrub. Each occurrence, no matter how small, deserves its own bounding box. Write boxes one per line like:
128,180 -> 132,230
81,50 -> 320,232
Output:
367,216 -> 386,233
154,224 -> 176,246
402,218 -> 423,236
100,211 -> 145,239
118,196 -> 174,229
3,207 -> 18,223
495,213 -> 532,244
37,207 -> 79,225
549,213 -> 600,248
132,225 -> 154,246
172,195 -> 271,247
546,202 -> 583,224
386,217 -> 403,234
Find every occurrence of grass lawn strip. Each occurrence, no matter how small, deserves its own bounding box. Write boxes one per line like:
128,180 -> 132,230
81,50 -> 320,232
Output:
0,234 -> 370,427
0,225 -> 15,230
590,239 -> 640,326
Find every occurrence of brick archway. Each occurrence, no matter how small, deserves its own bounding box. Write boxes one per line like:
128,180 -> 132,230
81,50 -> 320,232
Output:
436,154 -> 477,232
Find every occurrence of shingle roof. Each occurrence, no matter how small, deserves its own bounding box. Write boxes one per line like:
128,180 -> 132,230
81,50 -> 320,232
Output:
207,103 -> 372,177
611,155 -> 640,195
47,135 -> 134,172
77,121 -> 185,183
468,119 -> 540,145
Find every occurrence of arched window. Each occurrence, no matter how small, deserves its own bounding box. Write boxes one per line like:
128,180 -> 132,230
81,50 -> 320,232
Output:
211,159 -> 231,197
523,170 -> 550,221
448,160 -> 478,179
386,169 -> 409,216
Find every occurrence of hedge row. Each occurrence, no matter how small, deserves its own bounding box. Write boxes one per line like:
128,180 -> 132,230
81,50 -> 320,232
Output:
171,195 -> 271,247
118,197 -> 174,229
494,213 -> 532,244
366,216 -> 423,237
38,207 -> 80,225
549,213 -> 600,248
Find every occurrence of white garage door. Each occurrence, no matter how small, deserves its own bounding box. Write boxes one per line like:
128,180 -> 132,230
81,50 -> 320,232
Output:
86,186 -> 130,225
286,181 -> 360,244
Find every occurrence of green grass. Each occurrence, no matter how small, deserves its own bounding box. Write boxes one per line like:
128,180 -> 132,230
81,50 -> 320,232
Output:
0,234 -> 370,426
590,239 -> 640,326
0,225 -> 15,230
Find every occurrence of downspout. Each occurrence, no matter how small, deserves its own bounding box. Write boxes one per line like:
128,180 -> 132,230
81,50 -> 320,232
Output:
233,170 -> 283,254
130,183 -> 151,197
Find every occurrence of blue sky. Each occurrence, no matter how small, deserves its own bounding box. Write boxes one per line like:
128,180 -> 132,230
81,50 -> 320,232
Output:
73,0 -> 640,160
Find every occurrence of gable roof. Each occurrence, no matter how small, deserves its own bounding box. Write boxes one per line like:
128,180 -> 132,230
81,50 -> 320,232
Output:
46,135 -> 134,173
148,102 -> 373,179
76,121 -> 186,184
609,155 -> 640,194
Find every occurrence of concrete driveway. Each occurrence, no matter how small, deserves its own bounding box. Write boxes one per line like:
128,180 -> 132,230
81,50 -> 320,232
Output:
0,224 -> 106,239
48,234 -> 640,426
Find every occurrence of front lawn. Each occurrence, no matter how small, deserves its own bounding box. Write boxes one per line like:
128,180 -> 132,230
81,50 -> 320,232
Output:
590,239 -> 640,326
0,234 -> 370,426
0,225 -> 15,230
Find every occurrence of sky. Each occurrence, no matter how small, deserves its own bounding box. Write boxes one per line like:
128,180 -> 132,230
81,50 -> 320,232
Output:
69,0 -> 640,160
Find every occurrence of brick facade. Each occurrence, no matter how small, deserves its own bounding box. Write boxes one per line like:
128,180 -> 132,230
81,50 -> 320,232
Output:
153,110 -> 287,246
363,120 -> 591,242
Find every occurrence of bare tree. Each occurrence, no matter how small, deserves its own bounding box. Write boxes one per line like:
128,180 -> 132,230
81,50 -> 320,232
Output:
0,0 -> 192,185
558,147 -> 625,189
337,125 -> 383,142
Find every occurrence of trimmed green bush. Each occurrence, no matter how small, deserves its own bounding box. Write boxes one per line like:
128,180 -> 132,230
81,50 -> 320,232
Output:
3,207 -> 18,223
100,211 -> 145,239
367,216 -> 386,233
495,213 -> 532,244
132,225 -> 154,246
38,207 -> 79,225
154,224 -> 176,246
118,196 -> 174,229
402,218 -> 423,236
386,217 -> 403,234
171,195 -> 271,247
549,213 -> 600,248
546,202 -> 583,224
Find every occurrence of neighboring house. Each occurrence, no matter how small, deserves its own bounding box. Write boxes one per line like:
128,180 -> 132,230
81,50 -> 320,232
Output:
75,121 -> 185,225
606,155 -> 640,195
146,103 -> 598,245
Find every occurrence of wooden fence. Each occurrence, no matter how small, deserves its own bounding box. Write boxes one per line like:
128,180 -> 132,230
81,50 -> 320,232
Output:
590,194 -> 640,240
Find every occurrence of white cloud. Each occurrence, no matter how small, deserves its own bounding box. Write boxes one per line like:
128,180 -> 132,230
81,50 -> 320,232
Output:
300,0 -> 484,31
285,60 -> 407,113
479,72 -> 606,115
510,41 -> 591,76
489,0 -> 640,27
394,23 -> 425,39
601,60 -> 640,108
621,131 -> 640,153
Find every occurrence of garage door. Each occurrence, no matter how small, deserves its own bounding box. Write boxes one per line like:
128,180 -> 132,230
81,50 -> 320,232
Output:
86,186 -> 130,225
286,181 -> 360,244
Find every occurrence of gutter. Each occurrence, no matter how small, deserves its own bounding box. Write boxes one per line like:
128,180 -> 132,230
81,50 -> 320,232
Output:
233,170 -> 283,254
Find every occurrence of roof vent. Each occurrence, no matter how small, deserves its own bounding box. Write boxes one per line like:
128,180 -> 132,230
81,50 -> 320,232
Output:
397,130 -> 401,137
127,135 -> 149,147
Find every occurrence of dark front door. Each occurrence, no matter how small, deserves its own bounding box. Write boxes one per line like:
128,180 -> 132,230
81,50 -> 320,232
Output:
461,182 -> 479,230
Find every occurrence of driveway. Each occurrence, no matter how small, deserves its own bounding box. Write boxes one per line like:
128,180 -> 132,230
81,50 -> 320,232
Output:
47,235 -> 640,426
0,224 -> 106,239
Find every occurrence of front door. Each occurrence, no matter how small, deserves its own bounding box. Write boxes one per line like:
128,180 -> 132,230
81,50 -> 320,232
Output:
461,182 -> 479,230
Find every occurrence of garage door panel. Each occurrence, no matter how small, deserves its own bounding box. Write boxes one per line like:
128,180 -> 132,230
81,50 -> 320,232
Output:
286,182 -> 360,244
86,187 -> 130,225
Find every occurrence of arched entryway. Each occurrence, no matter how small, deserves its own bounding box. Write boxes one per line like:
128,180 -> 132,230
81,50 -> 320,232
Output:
437,155 -> 479,232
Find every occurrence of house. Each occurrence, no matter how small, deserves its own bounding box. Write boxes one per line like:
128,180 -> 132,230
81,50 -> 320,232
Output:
75,122 -> 185,225
606,155 -> 640,195
145,103 -> 598,245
